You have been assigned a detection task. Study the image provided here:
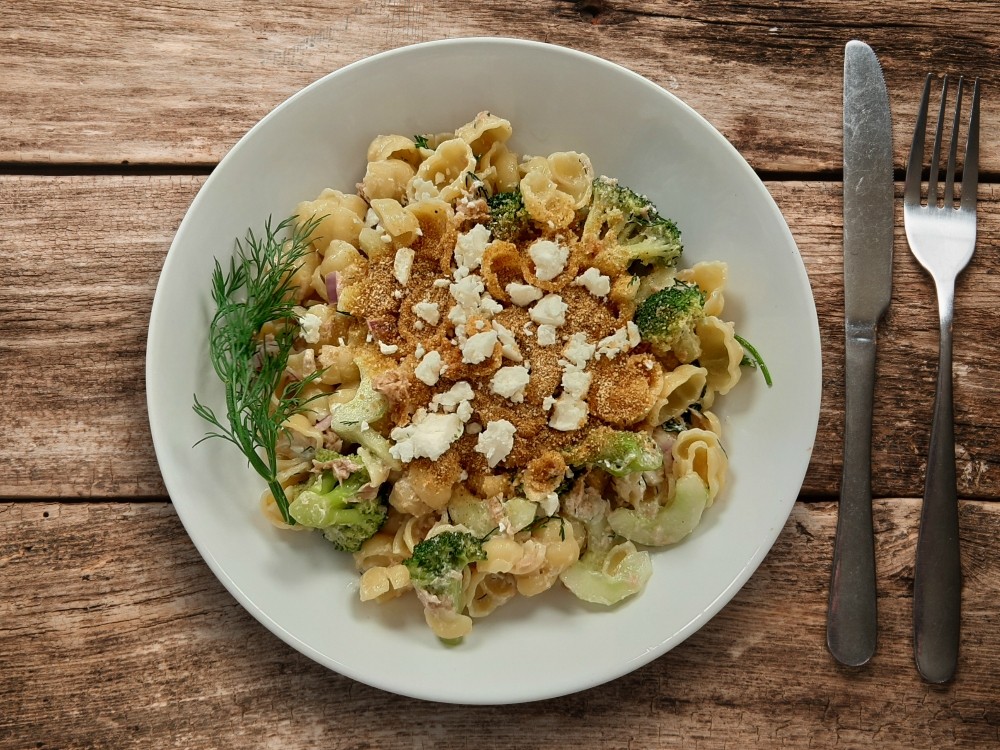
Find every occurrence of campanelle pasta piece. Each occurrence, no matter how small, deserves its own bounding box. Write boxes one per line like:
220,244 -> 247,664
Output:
696,315 -> 744,397
295,188 -> 367,250
672,427 -> 728,505
366,133 -> 424,167
465,571 -> 517,618
648,363 -> 709,425
455,111 -> 513,155
409,138 -> 477,204
359,564 -> 412,603
362,158 -> 416,202
545,151 -> 595,210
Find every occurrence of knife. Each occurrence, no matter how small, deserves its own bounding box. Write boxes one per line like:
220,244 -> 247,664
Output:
827,40 -> 894,667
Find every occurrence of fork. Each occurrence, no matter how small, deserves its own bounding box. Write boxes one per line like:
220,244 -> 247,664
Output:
904,73 -> 981,683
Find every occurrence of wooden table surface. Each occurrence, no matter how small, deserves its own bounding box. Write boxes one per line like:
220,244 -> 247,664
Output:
2,2 -> 999,748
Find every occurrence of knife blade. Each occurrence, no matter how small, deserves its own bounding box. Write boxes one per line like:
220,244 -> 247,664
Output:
827,40 -> 894,667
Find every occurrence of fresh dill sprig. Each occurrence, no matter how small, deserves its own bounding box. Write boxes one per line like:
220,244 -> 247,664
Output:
192,214 -> 324,524
734,333 -> 773,387
413,134 -> 429,149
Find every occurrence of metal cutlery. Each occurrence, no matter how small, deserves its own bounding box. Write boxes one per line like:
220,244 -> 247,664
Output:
905,73 -> 981,684
827,40 -> 895,668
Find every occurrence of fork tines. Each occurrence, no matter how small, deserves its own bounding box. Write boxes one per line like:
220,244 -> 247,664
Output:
905,74 -> 981,211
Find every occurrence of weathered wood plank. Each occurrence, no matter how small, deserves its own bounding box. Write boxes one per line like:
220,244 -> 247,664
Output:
2,176 -> 999,498
1,1 -> 998,171
1,499 -> 997,749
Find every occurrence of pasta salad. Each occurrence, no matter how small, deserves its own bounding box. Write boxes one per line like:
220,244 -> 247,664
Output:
195,112 -> 769,642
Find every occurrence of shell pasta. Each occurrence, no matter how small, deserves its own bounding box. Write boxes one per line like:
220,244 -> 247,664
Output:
217,112 -> 765,642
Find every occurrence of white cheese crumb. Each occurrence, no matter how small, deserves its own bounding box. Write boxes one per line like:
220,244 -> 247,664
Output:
392,289 -> 404,299
561,333 -> 596,371
461,330 -> 499,364
465,422 -> 482,434
542,396 -> 557,412
454,223 -> 491,270
389,412 -> 463,462
538,492 -> 560,517
410,177 -> 437,201
626,320 -> 642,348
536,325 -> 558,346
393,247 -> 415,285
457,399 -> 474,423
561,369 -> 593,399
492,321 -> 523,362
506,282 -> 544,307
475,419 -> 517,468
414,350 -> 443,386
573,267 -> 611,297
415,343 -> 426,360
450,273 -> 484,308
596,327 -> 632,360
378,341 -> 399,355
549,394 -> 589,431
430,381 -> 475,412
490,365 -> 531,403
433,278 -> 451,288
529,294 -> 568,327
528,239 -> 569,281
412,301 -> 440,325
298,312 -> 322,344
480,295 -> 504,316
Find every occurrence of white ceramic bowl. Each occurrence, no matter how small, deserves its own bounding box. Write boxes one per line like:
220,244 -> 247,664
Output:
147,38 -> 821,704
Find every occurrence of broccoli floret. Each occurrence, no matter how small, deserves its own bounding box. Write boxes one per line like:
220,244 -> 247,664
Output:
564,427 -> 663,477
582,176 -> 683,275
486,190 -> 530,243
287,460 -> 387,552
633,279 -> 706,360
403,531 -> 486,608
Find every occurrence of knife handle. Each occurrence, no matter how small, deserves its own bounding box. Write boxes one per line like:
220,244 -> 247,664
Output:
913,282 -> 961,683
827,324 -> 878,666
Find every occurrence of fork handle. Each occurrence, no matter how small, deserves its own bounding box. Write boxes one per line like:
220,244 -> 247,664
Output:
827,324 -> 879,666
913,278 -> 962,683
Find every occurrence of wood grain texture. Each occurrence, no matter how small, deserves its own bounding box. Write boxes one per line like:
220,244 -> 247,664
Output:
1,499 -> 998,749
2,176 -> 999,499
1,1 -> 999,172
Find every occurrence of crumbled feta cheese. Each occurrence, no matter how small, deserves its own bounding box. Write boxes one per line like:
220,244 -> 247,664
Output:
390,412 -> 463,462
450,274 -> 484,308
415,343 -> 426,360
466,421 -> 482,434
454,223 -> 491,270
457,399 -> 474,423
626,320 -> 642,348
364,208 -> 380,228
573,267 -> 611,297
393,247 -> 415,286
538,492 -> 560,517
536,325 -> 557,346
410,177 -> 437,201
529,294 -> 568,327
506,282 -> 544,307
474,319 -> 485,330
433,278 -> 451,288
492,321 -> 523,362
475,419 -> 517,468
448,303 -> 468,327
392,289 -> 404,299
561,369 -> 593,399
412,301 -> 440,325
298,312 -> 322,344
490,365 -> 531,403
414,350 -> 443,386
549,394 -> 589,431
596,327 -> 632,360
529,239 -> 569,281
561,333 -> 596,371
461,330 -> 498,364
542,396 -> 557,412
430,381 -> 475,412
480,295 -> 504,316
378,341 -> 399,355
